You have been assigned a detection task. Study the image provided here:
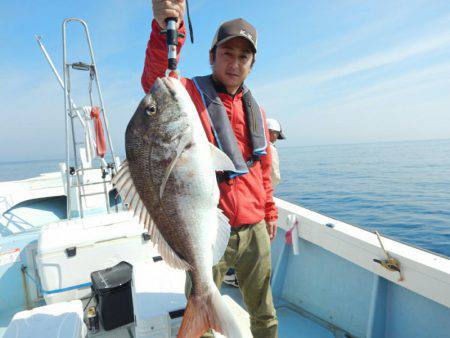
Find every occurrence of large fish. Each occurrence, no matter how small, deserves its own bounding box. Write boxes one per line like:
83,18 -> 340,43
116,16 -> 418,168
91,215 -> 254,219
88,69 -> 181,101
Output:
112,77 -> 243,338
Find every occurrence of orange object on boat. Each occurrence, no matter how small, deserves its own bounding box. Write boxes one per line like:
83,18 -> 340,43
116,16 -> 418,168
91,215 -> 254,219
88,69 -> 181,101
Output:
90,106 -> 106,158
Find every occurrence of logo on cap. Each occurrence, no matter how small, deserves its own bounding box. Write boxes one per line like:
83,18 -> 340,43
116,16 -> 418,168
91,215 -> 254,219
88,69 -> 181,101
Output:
240,29 -> 253,42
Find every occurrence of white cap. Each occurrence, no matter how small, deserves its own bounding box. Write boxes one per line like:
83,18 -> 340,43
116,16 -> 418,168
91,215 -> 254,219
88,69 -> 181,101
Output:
266,118 -> 286,139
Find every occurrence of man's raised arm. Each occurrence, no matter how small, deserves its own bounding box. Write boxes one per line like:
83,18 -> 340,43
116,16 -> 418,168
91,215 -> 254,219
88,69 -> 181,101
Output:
141,0 -> 186,93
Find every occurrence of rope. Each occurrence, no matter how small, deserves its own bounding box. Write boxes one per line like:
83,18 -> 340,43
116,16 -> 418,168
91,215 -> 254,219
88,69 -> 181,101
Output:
373,231 -> 404,282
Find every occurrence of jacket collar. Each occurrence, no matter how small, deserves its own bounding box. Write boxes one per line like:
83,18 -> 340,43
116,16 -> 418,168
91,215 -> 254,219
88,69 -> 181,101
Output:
212,76 -> 243,98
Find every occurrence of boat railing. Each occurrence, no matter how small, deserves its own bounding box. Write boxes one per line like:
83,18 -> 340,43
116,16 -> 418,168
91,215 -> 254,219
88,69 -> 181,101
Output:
36,19 -> 122,219
0,196 -> 11,213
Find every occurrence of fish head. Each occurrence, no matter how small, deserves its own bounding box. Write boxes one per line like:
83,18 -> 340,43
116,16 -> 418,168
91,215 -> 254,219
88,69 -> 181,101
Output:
129,77 -> 185,129
125,77 -> 191,160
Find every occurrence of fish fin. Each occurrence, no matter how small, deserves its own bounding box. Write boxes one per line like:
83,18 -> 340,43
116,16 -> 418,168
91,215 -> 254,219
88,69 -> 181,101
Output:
139,204 -> 146,225
111,159 -> 129,186
113,161 -> 135,205
150,224 -> 191,270
113,159 -> 191,271
117,176 -> 132,195
160,130 -> 192,199
134,200 -> 143,218
144,213 -> 151,230
209,144 -> 237,172
124,186 -> 137,205
178,287 -> 244,338
212,209 -> 231,265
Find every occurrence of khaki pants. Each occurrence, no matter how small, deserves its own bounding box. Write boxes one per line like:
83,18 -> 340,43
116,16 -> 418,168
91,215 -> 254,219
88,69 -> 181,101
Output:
185,220 -> 278,338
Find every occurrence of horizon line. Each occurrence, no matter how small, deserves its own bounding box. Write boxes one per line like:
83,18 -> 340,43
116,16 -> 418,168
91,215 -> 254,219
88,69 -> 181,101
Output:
1,137 -> 449,164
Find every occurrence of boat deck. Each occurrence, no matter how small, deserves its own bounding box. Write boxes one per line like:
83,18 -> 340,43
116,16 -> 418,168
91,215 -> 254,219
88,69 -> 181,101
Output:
0,285 -> 337,338
2,177 -> 449,338
222,285 -> 338,338
277,307 -> 335,338
0,181 -> 337,337
0,310 -> 15,338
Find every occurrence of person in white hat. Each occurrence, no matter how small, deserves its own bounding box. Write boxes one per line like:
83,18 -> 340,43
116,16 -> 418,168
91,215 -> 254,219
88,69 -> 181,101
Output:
266,118 -> 286,187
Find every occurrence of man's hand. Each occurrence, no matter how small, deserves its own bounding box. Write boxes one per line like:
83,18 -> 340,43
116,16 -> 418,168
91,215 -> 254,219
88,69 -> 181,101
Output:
266,220 -> 277,241
152,0 -> 185,29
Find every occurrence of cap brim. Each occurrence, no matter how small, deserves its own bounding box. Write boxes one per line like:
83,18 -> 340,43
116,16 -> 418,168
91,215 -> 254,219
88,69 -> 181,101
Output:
216,35 -> 257,53
277,131 -> 286,140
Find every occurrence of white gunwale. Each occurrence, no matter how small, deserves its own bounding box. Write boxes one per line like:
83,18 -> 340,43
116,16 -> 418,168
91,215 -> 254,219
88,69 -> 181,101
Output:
275,197 -> 450,308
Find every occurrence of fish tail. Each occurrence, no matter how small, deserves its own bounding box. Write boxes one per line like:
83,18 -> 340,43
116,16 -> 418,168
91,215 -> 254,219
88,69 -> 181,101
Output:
177,287 -> 243,338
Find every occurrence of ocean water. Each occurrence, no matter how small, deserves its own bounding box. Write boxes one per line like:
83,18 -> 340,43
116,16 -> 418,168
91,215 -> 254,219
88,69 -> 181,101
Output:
0,139 -> 449,257
276,139 -> 450,258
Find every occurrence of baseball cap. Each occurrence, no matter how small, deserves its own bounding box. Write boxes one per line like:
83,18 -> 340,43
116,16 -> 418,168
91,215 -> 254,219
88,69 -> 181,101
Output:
266,118 -> 286,140
211,18 -> 257,53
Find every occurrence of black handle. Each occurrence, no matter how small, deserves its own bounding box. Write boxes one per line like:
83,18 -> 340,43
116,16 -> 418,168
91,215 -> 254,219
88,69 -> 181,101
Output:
165,17 -> 178,71
165,17 -> 178,45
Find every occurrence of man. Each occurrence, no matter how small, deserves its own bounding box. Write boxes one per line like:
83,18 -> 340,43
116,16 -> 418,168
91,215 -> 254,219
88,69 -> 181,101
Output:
142,1 -> 278,337
266,118 -> 286,187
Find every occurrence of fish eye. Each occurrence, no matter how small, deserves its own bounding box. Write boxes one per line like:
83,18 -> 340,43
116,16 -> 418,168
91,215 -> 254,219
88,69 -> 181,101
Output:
146,105 -> 156,116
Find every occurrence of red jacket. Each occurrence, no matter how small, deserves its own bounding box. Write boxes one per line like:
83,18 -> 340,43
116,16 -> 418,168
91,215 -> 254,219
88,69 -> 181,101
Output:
141,20 -> 277,227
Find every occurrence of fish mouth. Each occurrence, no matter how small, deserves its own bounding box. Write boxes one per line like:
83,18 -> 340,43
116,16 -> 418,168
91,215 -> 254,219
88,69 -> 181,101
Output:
152,77 -> 178,98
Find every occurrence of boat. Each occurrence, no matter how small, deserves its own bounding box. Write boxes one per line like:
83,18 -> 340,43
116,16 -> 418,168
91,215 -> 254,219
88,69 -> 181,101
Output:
0,18 -> 449,338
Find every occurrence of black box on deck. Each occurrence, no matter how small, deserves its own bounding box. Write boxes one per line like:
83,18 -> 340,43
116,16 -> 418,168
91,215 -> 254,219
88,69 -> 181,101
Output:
91,261 -> 134,331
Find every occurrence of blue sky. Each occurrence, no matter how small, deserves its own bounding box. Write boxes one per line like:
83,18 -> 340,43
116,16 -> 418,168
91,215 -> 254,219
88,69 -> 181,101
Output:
1,0 -> 450,161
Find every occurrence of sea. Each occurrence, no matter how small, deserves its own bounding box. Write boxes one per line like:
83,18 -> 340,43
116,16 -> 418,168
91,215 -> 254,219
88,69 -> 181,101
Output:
0,139 -> 449,257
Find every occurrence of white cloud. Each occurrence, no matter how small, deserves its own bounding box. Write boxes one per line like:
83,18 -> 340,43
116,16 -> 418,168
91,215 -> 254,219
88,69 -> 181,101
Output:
326,62 -> 450,108
252,23 -> 450,146
255,29 -> 450,97
2,0 -> 450,161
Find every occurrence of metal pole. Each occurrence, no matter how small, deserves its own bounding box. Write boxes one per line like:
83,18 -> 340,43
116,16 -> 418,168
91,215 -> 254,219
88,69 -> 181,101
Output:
72,18 -> 117,165
62,19 -> 71,220
36,35 -> 95,164
36,35 -> 86,128
35,35 -> 64,88
67,66 -> 84,218
61,18 -> 119,218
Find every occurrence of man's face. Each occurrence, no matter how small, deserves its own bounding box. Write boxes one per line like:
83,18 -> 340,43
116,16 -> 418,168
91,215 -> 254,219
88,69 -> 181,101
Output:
269,130 -> 280,143
210,37 -> 254,92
